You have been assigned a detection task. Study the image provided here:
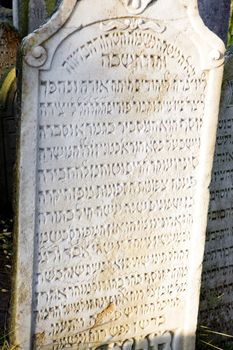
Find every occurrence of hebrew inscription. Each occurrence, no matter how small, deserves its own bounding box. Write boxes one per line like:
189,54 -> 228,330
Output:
13,1 -> 224,349
33,18 -> 205,349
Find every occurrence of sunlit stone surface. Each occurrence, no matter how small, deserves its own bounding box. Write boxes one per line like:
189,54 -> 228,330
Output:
12,1 -> 224,349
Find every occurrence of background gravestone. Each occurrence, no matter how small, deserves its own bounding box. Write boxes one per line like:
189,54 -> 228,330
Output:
0,23 -> 19,215
0,23 -> 19,84
198,0 -> 231,44
28,0 -> 51,33
0,5 -> 12,23
199,49 -> 233,349
0,5 -> 18,338
12,0 -> 224,349
13,0 -> 59,36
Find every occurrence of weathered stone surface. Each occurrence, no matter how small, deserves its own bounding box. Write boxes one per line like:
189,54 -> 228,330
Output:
14,0 -> 58,35
199,48 -> 233,348
28,0 -> 48,33
28,0 -> 58,33
0,5 -> 13,23
12,1 -> 224,349
0,23 -> 20,84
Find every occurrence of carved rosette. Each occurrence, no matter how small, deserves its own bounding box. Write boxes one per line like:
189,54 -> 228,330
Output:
24,45 -> 47,67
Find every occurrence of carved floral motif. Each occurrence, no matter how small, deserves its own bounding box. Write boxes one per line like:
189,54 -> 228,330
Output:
100,18 -> 165,33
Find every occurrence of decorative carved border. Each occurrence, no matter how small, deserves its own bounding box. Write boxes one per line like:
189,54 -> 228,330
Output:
120,0 -> 154,14
100,18 -> 166,33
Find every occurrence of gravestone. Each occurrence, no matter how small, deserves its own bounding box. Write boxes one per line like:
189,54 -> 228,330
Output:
28,0 -> 49,33
0,5 -> 13,23
197,0 -> 231,44
0,23 -> 19,214
0,23 -> 20,84
199,48 -> 233,348
12,0 -> 224,349
28,0 -> 58,33
13,0 -> 58,35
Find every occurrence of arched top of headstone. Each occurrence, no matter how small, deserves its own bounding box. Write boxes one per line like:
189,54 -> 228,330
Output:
22,0 -> 225,70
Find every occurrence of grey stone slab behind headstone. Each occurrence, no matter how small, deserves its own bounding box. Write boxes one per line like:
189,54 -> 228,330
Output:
12,0 -> 224,349
13,0 -> 59,36
199,48 -> 233,348
28,0 -> 49,33
197,0 -> 231,45
0,5 -> 13,23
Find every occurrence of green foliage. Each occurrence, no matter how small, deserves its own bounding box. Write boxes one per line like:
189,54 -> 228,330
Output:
0,338 -> 17,350
196,325 -> 233,350
45,0 -> 57,16
228,0 -> 233,46
19,0 -> 29,37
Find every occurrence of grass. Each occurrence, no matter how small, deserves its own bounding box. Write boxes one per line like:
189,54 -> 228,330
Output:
196,325 -> 233,350
0,217 -> 13,350
0,338 -> 17,350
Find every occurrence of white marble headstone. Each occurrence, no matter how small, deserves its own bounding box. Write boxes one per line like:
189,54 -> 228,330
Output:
12,0 -> 224,349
